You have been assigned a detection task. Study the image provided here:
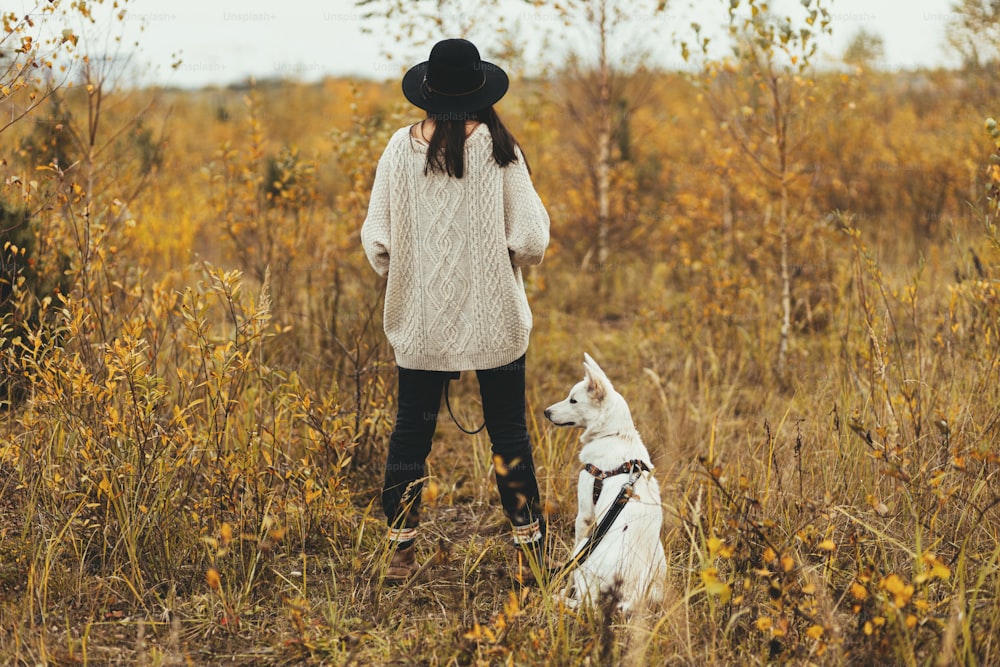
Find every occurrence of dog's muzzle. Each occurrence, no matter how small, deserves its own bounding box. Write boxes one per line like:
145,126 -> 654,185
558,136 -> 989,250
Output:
544,408 -> 575,426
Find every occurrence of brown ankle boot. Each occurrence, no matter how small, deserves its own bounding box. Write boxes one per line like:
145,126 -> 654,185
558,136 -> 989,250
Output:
386,543 -> 418,584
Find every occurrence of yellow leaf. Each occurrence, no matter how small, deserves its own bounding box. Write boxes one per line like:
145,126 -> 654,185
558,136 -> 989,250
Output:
206,567 -> 221,591
220,523 -> 233,546
881,573 -> 904,594
850,581 -> 868,600
880,573 -> 914,608
504,591 -> 520,619
921,553 -> 951,581
493,455 -> 509,476
780,554 -> 795,572
463,622 -> 483,640
707,536 -> 723,557
806,624 -> 824,640
756,616 -> 773,631
701,568 -> 732,603
817,539 -> 836,551
906,614 -> 918,628
422,480 -> 439,506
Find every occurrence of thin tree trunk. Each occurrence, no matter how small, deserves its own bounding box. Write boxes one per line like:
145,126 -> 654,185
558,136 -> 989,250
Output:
596,128 -> 611,267
595,0 -> 611,288
778,180 -> 791,376
770,63 -> 791,379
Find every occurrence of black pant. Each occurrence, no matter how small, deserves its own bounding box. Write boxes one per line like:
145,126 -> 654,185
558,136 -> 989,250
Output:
382,353 -> 543,532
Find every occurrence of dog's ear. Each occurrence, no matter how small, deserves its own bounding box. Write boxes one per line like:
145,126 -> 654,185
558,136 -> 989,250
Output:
583,353 -> 608,403
583,353 -> 612,384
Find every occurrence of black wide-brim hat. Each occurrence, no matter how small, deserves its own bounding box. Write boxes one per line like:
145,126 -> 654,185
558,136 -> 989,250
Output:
401,38 -> 509,114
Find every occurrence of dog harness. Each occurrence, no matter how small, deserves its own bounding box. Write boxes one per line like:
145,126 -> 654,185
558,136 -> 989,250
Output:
556,459 -> 653,577
585,459 -> 652,504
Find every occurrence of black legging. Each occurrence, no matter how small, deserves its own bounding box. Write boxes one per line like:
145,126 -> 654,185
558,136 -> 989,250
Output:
382,353 -> 543,531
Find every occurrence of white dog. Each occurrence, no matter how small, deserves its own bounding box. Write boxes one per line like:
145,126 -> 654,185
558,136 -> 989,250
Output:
544,353 -> 667,613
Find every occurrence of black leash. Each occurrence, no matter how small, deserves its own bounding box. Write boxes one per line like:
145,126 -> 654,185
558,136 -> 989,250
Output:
444,372 -> 486,435
556,461 -> 646,575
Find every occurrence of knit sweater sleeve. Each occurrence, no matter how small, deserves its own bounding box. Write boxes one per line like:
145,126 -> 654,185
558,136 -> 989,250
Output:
503,149 -> 550,267
360,135 -> 396,277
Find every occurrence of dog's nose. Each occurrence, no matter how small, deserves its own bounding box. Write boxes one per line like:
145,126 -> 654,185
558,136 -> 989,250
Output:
543,408 -> 551,419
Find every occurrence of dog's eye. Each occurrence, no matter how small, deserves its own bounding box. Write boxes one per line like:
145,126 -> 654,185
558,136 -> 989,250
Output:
569,398 -> 577,404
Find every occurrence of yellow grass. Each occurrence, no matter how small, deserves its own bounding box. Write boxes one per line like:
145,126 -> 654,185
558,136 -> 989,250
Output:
0,71 -> 999,665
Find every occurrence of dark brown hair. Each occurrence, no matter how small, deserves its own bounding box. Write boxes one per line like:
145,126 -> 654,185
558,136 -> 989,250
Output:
423,106 -> 528,178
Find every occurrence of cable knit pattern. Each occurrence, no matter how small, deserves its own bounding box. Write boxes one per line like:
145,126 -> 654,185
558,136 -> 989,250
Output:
361,124 -> 550,371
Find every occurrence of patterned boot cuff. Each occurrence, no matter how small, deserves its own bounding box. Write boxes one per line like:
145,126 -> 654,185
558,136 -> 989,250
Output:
388,527 -> 418,543
511,520 -> 542,545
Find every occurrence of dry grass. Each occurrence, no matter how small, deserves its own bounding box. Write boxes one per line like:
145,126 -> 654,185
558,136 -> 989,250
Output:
2,242 -> 999,665
1,78 -> 999,665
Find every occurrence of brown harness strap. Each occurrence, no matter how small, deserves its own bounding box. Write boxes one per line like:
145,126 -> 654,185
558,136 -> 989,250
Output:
557,459 -> 653,577
585,459 -> 652,505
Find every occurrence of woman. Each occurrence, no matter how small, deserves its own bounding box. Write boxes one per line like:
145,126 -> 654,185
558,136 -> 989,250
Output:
361,38 -> 551,585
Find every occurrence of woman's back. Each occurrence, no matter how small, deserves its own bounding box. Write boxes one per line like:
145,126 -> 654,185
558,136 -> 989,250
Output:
362,121 -> 548,371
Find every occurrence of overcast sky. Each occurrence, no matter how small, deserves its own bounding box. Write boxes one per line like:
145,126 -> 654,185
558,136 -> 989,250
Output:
68,0 -> 964,88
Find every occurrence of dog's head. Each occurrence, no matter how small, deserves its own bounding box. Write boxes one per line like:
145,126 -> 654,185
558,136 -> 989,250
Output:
544,353 -> 632,438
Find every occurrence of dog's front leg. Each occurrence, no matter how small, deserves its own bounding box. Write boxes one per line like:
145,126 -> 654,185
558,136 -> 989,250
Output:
560,471 -> 597,607
573,471 -> 595,547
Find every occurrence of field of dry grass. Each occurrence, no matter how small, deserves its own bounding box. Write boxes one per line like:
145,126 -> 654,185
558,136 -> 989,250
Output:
1,46 -> 1000,666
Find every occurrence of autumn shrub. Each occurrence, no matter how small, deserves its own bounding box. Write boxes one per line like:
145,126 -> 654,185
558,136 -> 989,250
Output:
196,84 -> 401,472
655,121 -> 1000,666
0,69 -> 413,656
2,264 -> 358,611
0,199 -> 72,406
0,202 -> 34,404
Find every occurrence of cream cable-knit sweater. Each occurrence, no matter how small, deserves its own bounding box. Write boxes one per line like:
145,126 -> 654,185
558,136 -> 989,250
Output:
361,124 -> 550,371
